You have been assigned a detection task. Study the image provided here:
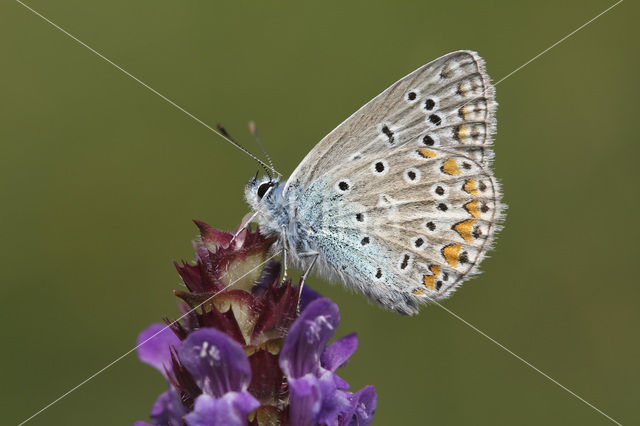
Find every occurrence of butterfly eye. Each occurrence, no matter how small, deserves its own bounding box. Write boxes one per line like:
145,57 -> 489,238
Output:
257,182 -> 273,199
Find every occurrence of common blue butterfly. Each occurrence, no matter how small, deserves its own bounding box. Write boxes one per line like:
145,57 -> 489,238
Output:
245,51 -> 503,314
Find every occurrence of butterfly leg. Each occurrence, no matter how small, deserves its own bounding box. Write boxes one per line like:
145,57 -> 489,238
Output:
296,252 -> 319,313
280,225 -> 289,284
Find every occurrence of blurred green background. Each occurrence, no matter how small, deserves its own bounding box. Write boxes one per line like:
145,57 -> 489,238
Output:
1,1 -> 637,424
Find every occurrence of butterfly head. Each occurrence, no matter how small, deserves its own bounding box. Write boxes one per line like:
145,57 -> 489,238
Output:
245,174 -> 282,212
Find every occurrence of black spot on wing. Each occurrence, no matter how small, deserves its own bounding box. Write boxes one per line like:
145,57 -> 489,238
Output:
381,125 -> 395,145
428,115 -> 442,126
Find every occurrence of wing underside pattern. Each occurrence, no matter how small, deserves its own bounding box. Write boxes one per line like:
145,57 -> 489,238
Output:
285,51 -> 503,314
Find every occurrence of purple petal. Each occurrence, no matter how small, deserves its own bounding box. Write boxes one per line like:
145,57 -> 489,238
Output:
178,328 -> 252,397
134,422 -> 153,426
322,333 -> 358,373
288,371 -> 351,426
287,374 -> 322,426
279,298 -> 340,378
338,385 -> 377,426
144,389 -> 187,425
332,374 -> 350,390
137,323 -> 180,377
184,392 -> 260,426
315,371 -> 351,424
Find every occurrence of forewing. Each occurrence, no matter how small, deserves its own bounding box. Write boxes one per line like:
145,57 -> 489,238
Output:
285,50 -> 497,194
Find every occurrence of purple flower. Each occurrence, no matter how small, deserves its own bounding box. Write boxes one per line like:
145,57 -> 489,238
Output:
136,220 -> 376,425
137,324 -> 180,379
137,324 -> 187,425
179,329 -> 260,426
280,298 -> 376,426
340,386 -> 377,426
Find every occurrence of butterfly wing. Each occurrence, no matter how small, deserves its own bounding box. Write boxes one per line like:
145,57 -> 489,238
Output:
284,51 -> 502,314
285,50 -> 497,193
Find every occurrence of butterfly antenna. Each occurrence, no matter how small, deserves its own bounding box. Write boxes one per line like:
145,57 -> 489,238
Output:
216,124 -> 272,180
249,121 -> 277,180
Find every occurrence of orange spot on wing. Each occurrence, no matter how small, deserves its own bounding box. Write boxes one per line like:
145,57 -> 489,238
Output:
417,148 -> 437,158
442,243 -> 462,267
453,219 -> 475,242
455,124 -> 471,143
429,265 -> 441,276
413,288 -> 425,295
463,179 -> 478,195
442,158 -> 461,175
422,275 -> 436,290
464,200 -> 480,218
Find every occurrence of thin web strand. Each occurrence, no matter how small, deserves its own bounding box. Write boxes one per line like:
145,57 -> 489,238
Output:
17,251 -> 279,426
14,0 -> 279,176
452,0 -> 624,121
317,221 -> 623,425
14,1 -> 625,424
431,300 -> 622,425
494,0 -> 624,86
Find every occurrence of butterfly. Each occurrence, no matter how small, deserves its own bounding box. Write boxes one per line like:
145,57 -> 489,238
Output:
244,51 -> 504,315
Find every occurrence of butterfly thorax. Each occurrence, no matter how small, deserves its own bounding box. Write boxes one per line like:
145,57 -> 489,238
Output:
245,176 -> 324,262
